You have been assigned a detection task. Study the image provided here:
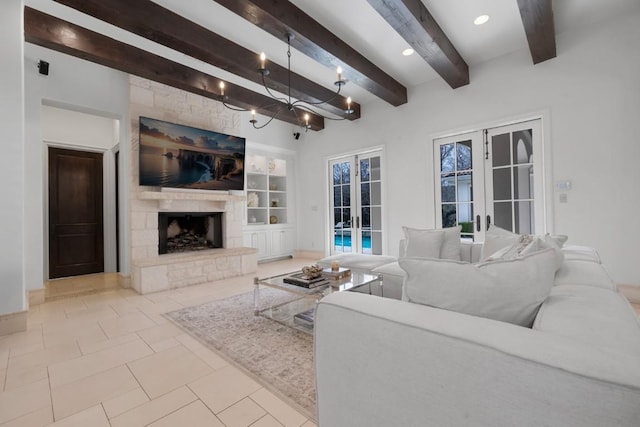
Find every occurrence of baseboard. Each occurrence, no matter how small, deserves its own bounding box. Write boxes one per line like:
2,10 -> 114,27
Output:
295,250 -> 324,260
0,310 -> 28,337
618,284 -> 640,304
28,288 -> 46,306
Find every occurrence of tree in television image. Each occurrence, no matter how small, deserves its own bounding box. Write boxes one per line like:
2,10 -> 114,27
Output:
138,117 -> 245,191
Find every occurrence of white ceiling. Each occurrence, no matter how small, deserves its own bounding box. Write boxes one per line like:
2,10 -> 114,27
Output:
27,0 -> 640,107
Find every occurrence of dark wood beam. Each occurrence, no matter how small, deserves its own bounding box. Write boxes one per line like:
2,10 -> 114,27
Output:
53,0 -> 359,120
211,0 -> 408,107
516,0 -> 556,64
24,7 -> 324,131
366,0 -> 469,89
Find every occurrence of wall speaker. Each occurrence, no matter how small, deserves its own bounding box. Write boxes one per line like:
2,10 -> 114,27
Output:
38,60 -> 49,76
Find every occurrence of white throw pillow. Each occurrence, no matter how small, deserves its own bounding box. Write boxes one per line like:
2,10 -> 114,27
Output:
402,227 -> 444,258
485,234 -> 565,272
481,225 -> 569,262
399,248 -> 557,327
480,225 -> 520,260
402,226 -> 461,260
440,226 -> 462,260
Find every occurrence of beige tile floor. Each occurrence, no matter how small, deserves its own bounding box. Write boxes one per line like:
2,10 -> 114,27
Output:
0,258 -> 318,427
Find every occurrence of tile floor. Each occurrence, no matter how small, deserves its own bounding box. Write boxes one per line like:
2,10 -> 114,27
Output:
0,257 -> 318,427
4,258 -> 640,426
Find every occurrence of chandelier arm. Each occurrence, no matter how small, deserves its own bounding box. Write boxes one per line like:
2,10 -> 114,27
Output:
220,99 -> 250,112
295,104 -> 348,121
252,106 -> 285,130
290,84 -> 343,107
261,72 -> 289,104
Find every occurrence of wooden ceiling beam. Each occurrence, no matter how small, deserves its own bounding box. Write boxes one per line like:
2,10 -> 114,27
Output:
516,0 -> 556,64
366,0 -> 469,89
211,0 -> 408,107
23,7 -> 324,131
53,0 -> 357,120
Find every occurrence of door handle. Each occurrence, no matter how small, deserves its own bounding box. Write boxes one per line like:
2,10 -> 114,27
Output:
356,216 -> 360,229
486,215 -> 491,231
476,215 -> 481,232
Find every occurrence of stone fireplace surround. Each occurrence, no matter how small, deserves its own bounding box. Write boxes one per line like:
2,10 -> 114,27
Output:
129,76 -> 257,295
130,191 -> 257,294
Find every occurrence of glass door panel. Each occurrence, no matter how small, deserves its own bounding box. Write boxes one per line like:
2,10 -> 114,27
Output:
435,136 -> 484,240
331,160 -> 354,253
485,120 -> 543,234
329,150 -> 384,255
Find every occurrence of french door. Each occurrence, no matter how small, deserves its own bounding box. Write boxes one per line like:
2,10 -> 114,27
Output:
434,119 -> 544,241
329,150 -> 384,255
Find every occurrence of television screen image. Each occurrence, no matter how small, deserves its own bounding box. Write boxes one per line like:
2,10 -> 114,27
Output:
139,116 -> 245,191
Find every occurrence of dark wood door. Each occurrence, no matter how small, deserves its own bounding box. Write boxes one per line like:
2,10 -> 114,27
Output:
49,147 -> 104,279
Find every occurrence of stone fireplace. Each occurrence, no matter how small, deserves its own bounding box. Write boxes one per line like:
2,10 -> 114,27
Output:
129,76 -> 256,294
158,212 -> 223,254
130,191 -> 256,294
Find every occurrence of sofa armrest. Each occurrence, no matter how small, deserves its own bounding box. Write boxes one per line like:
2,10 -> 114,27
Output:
315,292 -> 640,427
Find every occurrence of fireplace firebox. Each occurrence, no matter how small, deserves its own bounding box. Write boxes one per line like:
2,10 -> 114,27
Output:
158,212 -> 223,254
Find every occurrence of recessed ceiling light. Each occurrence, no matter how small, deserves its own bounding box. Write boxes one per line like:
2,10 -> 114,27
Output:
402,48 -> 415,56
474,15 -> 490,25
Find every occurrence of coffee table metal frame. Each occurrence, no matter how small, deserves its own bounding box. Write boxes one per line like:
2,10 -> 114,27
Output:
253,271 -> 382,330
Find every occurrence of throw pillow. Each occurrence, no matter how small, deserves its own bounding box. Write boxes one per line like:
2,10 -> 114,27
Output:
402,227 -> 444,259
399,248 -> 557,327
402,225 -> 461,260
485,234 -> 565,272
480,225 -> 520,260
440,225 -> 462,260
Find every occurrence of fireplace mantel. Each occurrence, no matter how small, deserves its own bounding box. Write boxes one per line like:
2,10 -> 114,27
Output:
138,190 -> 245,211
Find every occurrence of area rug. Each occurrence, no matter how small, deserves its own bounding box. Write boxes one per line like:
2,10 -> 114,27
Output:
164,288 -> 316,420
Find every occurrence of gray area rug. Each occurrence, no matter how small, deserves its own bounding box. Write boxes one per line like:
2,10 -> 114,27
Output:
165,288 -> 316,420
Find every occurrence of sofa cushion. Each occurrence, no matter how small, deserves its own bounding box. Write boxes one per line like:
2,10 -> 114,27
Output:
402,227 -> 444,258
554,259 -> 615,290
534,284 -> 640,356
316,253 -> 396,273
399,248 -> 557,327
562,245 -> 601,263
371,261 -> 404,300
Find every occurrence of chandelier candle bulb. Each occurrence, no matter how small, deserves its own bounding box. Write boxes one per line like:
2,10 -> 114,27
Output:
347,96 -> 351,110
337,66 -> 342,82
304,113 -> 310,128
219,81 -> 225,96
250,109 -> 257,123
260,52 -> 266,69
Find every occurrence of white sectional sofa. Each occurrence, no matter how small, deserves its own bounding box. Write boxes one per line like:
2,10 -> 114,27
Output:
314,245 -> 640,426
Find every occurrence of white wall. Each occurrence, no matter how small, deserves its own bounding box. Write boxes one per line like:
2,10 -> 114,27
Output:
0,0 -> 25,314
297,6 -> 640,285
24,43 -> 131,289
42,105 -> 119,149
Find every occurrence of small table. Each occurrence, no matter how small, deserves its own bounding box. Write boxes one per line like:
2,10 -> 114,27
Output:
254,271 -> 381,332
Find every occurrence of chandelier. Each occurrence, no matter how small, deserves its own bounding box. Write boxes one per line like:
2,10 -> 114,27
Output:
218,32 -> 354,131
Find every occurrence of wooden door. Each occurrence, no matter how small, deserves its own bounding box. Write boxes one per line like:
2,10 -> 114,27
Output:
49,147 -> 104,278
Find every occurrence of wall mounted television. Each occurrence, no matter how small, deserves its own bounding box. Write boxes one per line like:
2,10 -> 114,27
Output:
138,116 -> 245,191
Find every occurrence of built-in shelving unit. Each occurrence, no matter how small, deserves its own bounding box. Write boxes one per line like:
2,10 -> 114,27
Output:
244,149 -> 295,260
246,155 -> 288,225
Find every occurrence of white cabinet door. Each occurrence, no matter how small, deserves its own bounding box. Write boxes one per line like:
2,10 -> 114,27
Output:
243,231 -> 269,259
270,229 -> 294,257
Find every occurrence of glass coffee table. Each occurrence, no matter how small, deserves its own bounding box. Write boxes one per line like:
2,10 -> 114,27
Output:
254,271 -> 382,333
